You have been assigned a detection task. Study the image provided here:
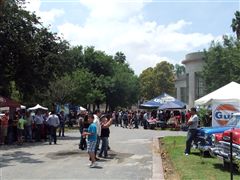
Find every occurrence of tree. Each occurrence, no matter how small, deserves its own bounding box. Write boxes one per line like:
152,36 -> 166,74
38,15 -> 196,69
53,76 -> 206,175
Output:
174,64 -> 185,77
114,51 -> 126,64
139,67 -> 155,100
231,11 -> 240,39
202,36 -> 240,93
106,62 -> 139,111
153,61 -> 175,96
0,0 -> 69,104
139,61 -> 175,100
47,75 -> 74,105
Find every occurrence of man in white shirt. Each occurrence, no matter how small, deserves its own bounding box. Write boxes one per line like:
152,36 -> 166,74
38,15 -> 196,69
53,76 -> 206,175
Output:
47,111 -> 60,145
34,111 -> 44,142
185,107 -> 199,156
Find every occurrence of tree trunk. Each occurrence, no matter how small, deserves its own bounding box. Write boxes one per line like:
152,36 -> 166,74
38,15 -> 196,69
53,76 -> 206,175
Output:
105,103 -> 108,113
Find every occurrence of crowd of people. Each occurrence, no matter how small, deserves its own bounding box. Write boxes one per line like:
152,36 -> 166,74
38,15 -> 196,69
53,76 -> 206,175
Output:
0,107 -> 203,168
0,109 -> 66,145
110,109 -> 192,130
77,110 -> 113,168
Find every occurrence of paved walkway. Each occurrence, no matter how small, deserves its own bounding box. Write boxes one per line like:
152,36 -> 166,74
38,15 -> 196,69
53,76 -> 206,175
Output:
0,127 -> 186,180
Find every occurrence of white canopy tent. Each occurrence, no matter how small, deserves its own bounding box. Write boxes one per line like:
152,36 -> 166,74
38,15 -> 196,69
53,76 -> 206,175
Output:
195,82 -> 240,127
27,104 -> 48,111
195,82 -> 240,106
79,106 -> 86,111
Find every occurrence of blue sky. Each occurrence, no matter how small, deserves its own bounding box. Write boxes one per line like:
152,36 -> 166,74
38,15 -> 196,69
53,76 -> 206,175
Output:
25,0 -> 239,75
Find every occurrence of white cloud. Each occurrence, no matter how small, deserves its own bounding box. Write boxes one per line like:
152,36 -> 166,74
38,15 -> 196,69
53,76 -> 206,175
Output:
25,0 -> 218,75
24,0 -> 64,25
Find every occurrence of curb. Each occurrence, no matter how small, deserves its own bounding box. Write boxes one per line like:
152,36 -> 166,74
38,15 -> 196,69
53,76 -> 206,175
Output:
152,137 -> 165,180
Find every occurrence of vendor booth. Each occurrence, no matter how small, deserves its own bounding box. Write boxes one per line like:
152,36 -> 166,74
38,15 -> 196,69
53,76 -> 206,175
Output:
195,81 -> 240,127
140,93 -> 186,109
0,96 -> 20,108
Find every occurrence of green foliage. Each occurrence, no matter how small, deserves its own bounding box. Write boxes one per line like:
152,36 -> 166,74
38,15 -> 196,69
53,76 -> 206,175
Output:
231,11 -> 240,39
163,136 -> 240,179
0,0 -> 139,110
197,107 -> 209,126
139,67 -> 155,100
174,64 -> 185,77
114,51 -> 126,64
0,0 -> 69,105
139,61 -> 175,100
202,36 -> 240,93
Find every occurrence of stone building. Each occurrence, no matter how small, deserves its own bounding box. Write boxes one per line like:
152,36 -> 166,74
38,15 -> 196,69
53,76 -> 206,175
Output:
175,52 -> 206,108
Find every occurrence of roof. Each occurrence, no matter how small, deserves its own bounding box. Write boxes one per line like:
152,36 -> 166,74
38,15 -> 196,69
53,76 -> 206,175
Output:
195,82 -> 240,105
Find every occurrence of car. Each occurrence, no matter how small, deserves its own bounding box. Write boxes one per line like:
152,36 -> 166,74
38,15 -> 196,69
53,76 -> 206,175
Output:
210,128 -> 240,166
194,113 -> 240,153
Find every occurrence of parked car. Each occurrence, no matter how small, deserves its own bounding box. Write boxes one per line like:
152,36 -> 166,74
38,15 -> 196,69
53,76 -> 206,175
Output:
210,128 -> 240,166
194,113 -> 240,153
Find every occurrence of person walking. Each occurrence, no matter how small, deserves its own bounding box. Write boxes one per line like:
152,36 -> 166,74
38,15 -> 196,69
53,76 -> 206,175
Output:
82,113 -> 98,168
46,111 -> 60,145
185,107 -> 199,156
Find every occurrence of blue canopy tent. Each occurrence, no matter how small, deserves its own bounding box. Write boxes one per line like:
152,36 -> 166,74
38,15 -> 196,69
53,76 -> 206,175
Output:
158,100 -> 186,110
140,93 -> 186,109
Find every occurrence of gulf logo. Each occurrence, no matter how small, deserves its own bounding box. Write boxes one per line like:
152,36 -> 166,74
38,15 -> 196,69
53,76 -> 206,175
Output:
213,104 -> 239,126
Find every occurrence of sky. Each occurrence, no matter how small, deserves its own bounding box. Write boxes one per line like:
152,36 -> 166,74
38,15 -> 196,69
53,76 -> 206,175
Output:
24,0 -> 240,75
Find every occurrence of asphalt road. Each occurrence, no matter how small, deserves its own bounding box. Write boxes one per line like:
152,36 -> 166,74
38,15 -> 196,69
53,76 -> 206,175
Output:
0,126 -> 186,180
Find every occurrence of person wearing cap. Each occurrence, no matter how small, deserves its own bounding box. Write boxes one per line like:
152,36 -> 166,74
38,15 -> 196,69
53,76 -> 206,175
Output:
99,114 -> 111,158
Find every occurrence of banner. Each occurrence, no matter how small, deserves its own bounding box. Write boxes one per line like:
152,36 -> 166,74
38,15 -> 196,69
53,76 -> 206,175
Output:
212,101 -> 240,127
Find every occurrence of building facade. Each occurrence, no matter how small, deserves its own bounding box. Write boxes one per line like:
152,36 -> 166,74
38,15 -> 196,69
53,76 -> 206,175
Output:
175,52 -> 206,108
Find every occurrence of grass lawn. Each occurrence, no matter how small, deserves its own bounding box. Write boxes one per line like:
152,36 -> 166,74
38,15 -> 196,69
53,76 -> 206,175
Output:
161,136 -> 240,180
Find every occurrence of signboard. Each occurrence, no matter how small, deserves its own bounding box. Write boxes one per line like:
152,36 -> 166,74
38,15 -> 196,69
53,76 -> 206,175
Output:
212,102 -> 240,127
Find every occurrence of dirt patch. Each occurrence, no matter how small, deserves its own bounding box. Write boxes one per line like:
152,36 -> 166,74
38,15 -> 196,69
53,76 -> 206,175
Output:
158,138 -> 180,180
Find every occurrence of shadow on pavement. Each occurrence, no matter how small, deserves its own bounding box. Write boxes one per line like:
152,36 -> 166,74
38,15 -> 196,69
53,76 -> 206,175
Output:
0,135 -> 80,150
1,151 -> 44,168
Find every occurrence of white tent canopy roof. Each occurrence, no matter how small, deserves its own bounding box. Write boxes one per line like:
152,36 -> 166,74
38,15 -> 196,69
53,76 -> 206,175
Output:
28,104 -> 48,111
195,82 -> 240,106
79,106 -> 86,111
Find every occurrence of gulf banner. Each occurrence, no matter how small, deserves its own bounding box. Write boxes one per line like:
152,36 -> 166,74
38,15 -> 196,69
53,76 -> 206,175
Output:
212,102 -> 240,127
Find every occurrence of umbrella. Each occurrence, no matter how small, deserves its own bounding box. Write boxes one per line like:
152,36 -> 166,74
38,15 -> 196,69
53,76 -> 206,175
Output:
28,104 -> 48,111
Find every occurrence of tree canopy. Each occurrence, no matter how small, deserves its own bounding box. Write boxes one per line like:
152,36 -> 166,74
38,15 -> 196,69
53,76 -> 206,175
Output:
139,61 -> 175,100
202,36 -> 240,93
0,0 -> 139,111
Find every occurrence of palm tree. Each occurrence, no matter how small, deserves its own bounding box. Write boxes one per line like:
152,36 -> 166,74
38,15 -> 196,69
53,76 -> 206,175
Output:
231,11 -> 240,39
114,52 -> 126,64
